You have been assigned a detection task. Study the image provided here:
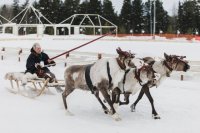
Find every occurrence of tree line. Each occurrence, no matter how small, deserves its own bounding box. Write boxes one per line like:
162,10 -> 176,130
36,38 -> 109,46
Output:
0,0 -> 200,35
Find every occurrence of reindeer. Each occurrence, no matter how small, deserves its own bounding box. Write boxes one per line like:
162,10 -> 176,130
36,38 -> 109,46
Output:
62,47 -> 135,121
130,53 -> 190,119
111,64 -> 160,114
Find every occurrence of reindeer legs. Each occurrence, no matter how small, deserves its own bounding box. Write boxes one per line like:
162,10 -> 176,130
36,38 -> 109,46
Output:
143,87 -> 160,119
130,84 -> 160,119
119,93 -> 130,105
93,88 -> 109,114
99,86 -> 121,121
62,86 -> 74,115
130,85 -> 145,112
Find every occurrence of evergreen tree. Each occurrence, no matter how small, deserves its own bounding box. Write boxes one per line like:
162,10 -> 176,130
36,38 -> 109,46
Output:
194,0 -> 200,35
101,0 -> 118,33
63,0 -> 80,18
155,0 -> 169,33
102,0 -> 117,25
50,0 -> 62,23
144,0 -> 169,34
21,0 -> 29,9
12,0 -> 21,23
78,0 -> 89,14
178,0 -> 198,34
38,0 -> 52,23
132,0 -> 144,33
88,0 -> 102,15
177,1 -> 184,33
0,5 -> 8,23
168,3 -> 178,34
120,0 -> 132,33
28,0 -> 39,24
20,0 -> 29,24
143,0 -> 152,34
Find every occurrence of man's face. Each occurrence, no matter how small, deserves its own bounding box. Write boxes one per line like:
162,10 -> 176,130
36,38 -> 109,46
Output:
34,45 -> 42,54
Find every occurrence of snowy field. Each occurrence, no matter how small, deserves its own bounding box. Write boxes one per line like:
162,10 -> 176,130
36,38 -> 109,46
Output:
0,35 -> 200,133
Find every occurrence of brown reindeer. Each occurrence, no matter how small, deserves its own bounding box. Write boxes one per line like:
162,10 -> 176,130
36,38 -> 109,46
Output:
62,47 -> 135,121
131,53 -> 190,119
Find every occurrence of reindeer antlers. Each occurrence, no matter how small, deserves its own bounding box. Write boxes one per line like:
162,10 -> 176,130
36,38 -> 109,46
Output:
171,55 -> 186,59
116,47 -> 135,58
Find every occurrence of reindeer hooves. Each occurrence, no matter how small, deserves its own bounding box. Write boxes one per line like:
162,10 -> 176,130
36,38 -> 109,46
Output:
152,114 -> 161,119
65,110 -> 74,116
104,109 -> 109,114
111,113 -> 122,121
130,104 -> 136,112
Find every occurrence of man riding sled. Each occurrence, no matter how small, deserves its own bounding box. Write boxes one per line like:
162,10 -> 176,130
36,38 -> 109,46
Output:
22,43 -> 63,93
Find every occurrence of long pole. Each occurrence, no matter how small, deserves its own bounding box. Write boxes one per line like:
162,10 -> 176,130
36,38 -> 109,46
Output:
153,0 -> 156,39
150,1 -> 152,36
50,32 -> 113,60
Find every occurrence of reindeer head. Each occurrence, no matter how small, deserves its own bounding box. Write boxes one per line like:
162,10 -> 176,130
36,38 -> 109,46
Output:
116,47 -> 135,70
164,53 -> 190,72
136,64 -> 160,85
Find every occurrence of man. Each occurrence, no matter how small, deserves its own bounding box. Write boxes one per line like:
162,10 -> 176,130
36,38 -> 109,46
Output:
23,43 -> 63,92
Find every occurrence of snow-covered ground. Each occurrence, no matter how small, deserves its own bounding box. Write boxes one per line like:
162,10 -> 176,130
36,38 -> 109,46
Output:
0,35 -> 200,133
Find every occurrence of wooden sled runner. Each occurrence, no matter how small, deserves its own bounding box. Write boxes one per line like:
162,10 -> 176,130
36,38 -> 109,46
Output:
4,72 -> 65,98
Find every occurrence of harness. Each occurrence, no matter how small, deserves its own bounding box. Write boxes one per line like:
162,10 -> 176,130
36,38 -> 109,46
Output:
122,69 -> 130,93
85,64 -> 94,94
85,62 -> 113,94
163,60 -> 173,72
134,69 -> 144,86
116,58 -> 126,70
121,68 -> 145,94
107,62 -> 112,87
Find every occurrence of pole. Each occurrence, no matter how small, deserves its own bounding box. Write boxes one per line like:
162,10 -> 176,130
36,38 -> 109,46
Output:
50,32 -> 113,60
153,0 -> 156,39
150,0 -> 152,36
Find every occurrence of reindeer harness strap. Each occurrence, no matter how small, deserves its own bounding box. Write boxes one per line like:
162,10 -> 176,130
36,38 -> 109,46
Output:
85,64 -> 94,94
135,69 -> 143,86
106,62 -> 112,87
122,69 -> 130,93
116,58 -> 126,70
163,60 -> 173,72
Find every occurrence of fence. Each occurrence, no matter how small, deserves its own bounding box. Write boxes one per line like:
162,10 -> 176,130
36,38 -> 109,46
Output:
116,33 -> 200,41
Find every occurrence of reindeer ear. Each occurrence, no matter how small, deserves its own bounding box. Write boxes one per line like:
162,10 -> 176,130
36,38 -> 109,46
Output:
164,53 -> 169,59
116,47 -> 122,55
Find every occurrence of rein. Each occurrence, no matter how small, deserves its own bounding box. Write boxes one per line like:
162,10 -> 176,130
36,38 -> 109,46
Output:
50,32 -> 113,60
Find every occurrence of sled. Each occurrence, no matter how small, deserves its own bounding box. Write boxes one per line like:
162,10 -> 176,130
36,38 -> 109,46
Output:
4,72 -> 65,98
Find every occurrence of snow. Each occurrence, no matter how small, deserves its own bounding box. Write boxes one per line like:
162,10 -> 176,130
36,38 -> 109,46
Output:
0,34 -> 200,133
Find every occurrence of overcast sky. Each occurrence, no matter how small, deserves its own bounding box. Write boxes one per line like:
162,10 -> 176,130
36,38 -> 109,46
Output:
0,0 -> 183,16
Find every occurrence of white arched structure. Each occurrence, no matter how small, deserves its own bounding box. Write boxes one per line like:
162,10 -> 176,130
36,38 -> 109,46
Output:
0,14 -> 12,33
1,7 -> 118,36
59,14 -> 118,36
3,5 -> 54,36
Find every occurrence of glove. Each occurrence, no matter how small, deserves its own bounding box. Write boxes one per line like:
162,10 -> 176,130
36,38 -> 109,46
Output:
49,60 -> 56,66
35,63 -> 43,69
35,63 -> 44,78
